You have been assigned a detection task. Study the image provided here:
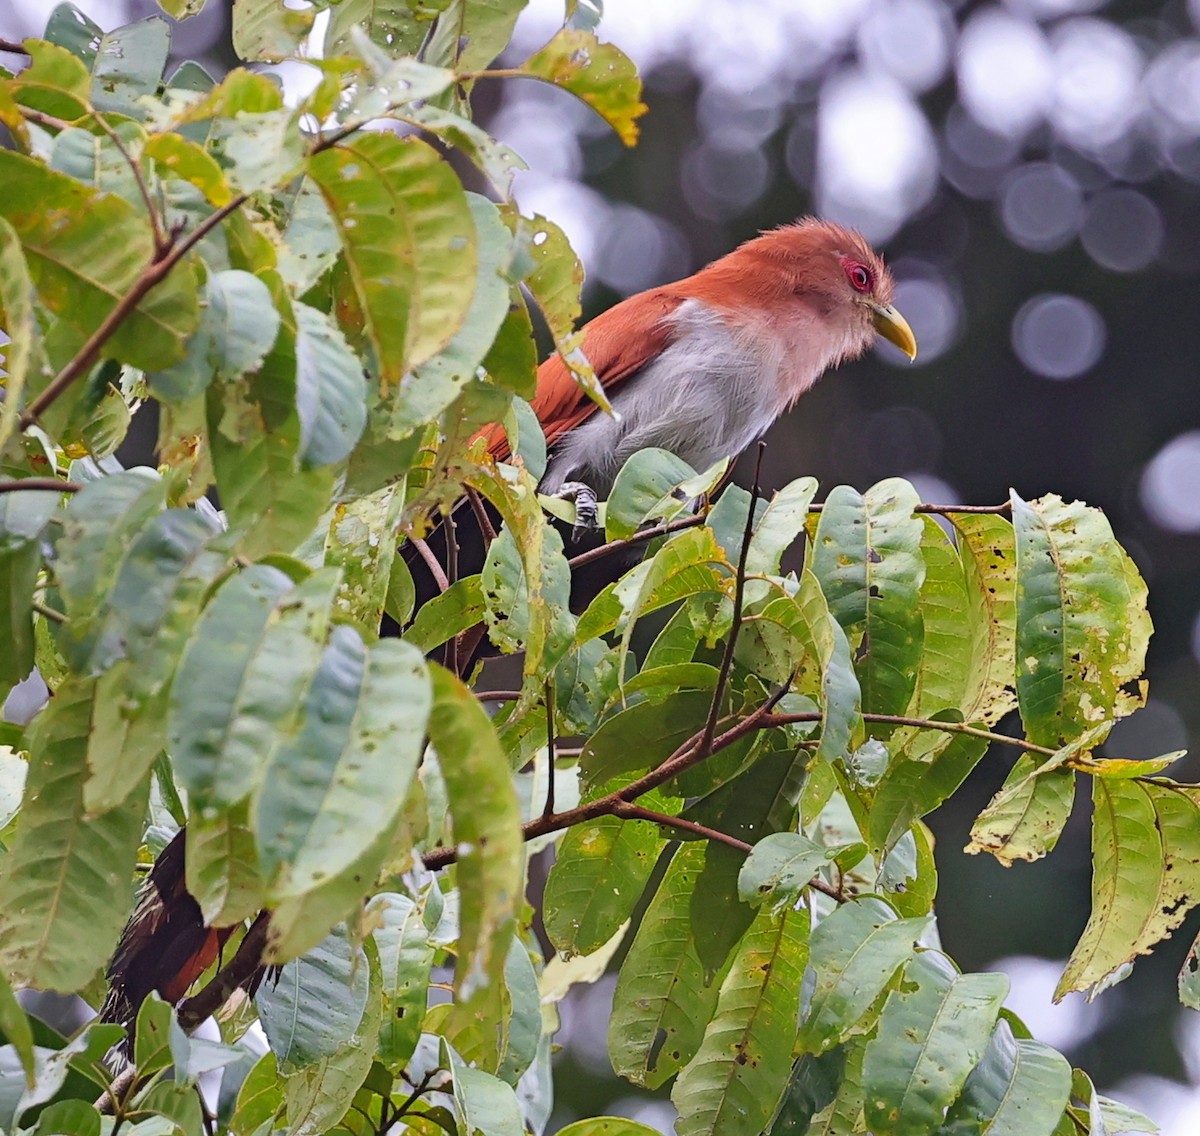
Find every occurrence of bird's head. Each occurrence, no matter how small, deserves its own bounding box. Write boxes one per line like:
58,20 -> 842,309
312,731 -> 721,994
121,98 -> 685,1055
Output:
704,218 -> 918,365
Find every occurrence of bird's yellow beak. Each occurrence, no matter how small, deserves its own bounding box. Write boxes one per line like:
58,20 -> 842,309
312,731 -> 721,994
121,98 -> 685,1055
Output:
869,302 -> 918,361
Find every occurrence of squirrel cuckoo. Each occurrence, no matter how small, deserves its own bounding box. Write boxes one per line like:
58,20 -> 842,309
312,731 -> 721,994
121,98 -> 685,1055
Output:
100,218 -> 915,1036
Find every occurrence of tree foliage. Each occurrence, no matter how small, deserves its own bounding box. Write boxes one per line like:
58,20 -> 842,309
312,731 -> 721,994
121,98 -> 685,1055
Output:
0,2 -> 1182,1135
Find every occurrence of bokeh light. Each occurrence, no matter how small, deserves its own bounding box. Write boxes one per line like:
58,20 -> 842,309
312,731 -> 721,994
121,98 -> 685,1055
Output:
1080,188 -> 1165,271
1011,294 -> 1106,379
999,162 -> 1085,251
1140,432 -> 1200,533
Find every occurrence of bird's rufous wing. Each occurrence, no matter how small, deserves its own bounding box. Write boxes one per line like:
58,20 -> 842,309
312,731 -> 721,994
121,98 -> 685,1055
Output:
484,288 -> 685,461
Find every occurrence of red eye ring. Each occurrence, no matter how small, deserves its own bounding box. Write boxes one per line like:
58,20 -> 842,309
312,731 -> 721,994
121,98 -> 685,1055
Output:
846,262 -> 872,293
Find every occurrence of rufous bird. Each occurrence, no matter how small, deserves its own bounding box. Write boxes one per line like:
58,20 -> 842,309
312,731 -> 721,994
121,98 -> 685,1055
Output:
101,217 -> 915,1037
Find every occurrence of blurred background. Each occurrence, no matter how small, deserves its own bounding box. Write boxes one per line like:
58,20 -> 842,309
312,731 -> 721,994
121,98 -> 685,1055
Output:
5,0 -> 1200,1131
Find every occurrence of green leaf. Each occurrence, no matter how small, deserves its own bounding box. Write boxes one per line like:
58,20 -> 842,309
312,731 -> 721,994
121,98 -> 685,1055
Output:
543,778 -> 677,956
427,0 -> 527,70
325,0 -> 430,58
869,734 -> 989,857
745,477 -> 819,581
185,800 -> 265,927
604,448 -> 700,542
446,1041 -> 525,1136
156,0 -> 209,20
0,488 -> 59,687
308,132 -> 476,386
389,196 -> 513,436
149,269 -> 281,403
1059,778 -> 1200,998
580,688 -> 711,787
672,905 -> 809,1136
797,897 -> 931,1055
256,633 -> 431,901
809,479 -> 925,717
134,992 -> 174,1077
952,513 -> 1018,726
281,937 -> 382,1135
797,566 -> 862,766
43,5 -> 103,66
370,892 -> 434,1072
937,1021 -> 1071,1136
0,970 -> 35,1087
403,575 -> 486,654
0,149 -> 200,371
322,483 -> 402,633
292,301 -> 367,466
862,951 -> 1007,1136
0,218 -> 45,458
170,565 -> 335,815
232,0 -> 316,61
507,211 -> 610,414
608,843 -> 720,1089
519,29 -> 646,146
256,924 -> 370,1070
1011,492 -> 1151,748
89,17 -> 170,119
470,461 -> 575,681
965,724 -> 1109,866
556,1121 -> 665,1136
738,832 -> 831,911
0,679 -> 145,990
428,666 -> 522,1003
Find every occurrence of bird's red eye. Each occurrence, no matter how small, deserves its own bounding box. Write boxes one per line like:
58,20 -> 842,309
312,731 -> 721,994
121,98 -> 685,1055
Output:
846,262 -> 872,293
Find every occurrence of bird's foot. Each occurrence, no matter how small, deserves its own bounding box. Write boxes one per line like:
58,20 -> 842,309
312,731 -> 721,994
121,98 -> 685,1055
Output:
554,481 -> 600,541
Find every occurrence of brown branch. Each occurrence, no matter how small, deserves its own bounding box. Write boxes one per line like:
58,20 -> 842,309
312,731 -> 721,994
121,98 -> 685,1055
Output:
176,911 -> 271,1032
17,193 -> 249,431
0,478 -> 81,493
566,512 -> 705,570
465,486 -> 496,544
698,441 -> 764,760
31,600 -> 66,623
609,800 -> 751,854
0,37 -> 28,55
19,107 -> 73,131
475,689 -> 521,703
808,501 -> 1012,516
409,537 -> 450,593
92,112 -> 166,252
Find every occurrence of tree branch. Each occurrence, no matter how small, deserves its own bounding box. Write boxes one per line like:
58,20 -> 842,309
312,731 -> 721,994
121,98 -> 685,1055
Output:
0,478 -> 81,493
0,37 -> 27,55
698,441 -> 764,760
566,512 -> 705,570
91,112 -> 167,252
609,800 -> 751,853
17,192 -> 249,431
175,911 -> 271,1032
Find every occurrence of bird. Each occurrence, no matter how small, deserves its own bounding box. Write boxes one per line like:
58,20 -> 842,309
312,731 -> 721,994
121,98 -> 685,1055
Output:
100,217 -> 915,1038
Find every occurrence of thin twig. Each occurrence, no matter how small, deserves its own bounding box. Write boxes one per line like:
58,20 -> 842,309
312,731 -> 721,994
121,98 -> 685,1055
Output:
542,679 -> 556,820
409,537 -> 450,594
609,800 -> 751,854
31,600 -> 66,624
17,192 -> 249,431
763,711 -> 1053,757
0,478 -> 82,493
465,486 -> 497,544
19,107 -> 73,131
476,689 -> 521,703
91,112 -> 167,252
697,441 -> 764,761
808,501 -> 1012,516
0,37 -> 28,55
445,514 -> 460,675
567,513 -> 706,570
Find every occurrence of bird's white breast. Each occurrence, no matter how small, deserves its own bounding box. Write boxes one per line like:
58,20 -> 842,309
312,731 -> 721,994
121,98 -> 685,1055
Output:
540,299 -> 799,495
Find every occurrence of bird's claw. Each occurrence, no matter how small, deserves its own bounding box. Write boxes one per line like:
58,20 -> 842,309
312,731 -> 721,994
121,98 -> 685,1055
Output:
555,481 -> 600,541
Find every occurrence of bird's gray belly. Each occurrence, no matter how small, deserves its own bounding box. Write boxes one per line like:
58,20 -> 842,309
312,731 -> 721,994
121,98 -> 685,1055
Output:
539,328 -> 779,497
